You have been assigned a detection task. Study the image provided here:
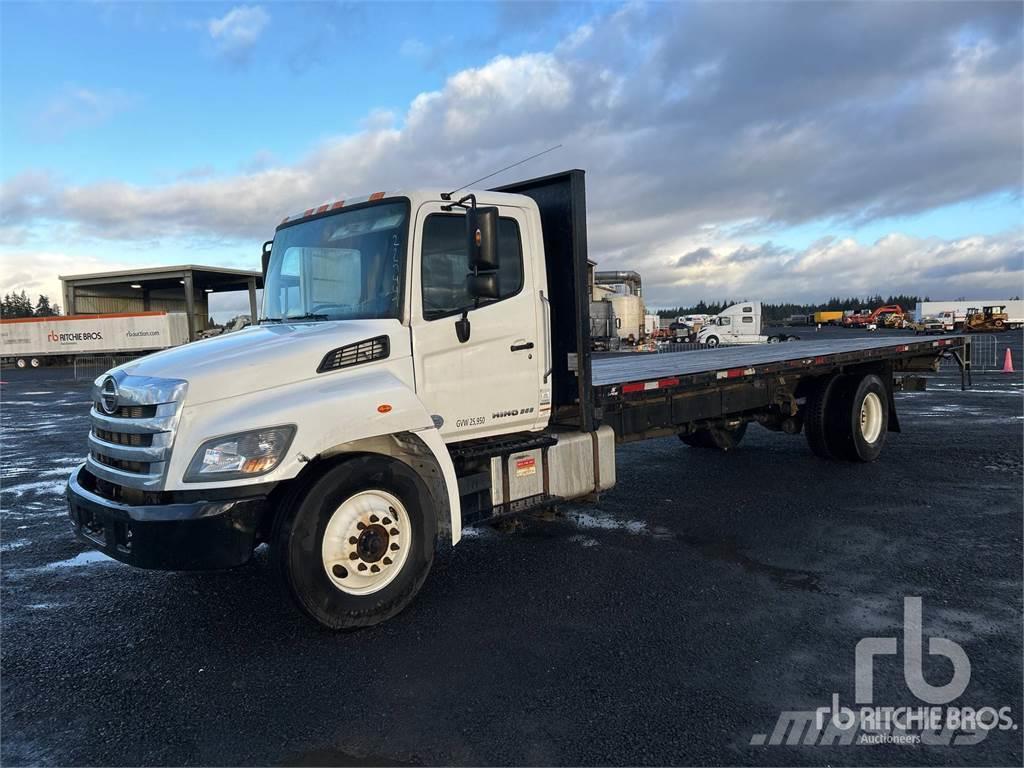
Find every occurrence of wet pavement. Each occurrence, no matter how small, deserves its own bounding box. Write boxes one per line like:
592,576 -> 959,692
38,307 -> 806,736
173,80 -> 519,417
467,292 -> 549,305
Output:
2,329 -> 1022,766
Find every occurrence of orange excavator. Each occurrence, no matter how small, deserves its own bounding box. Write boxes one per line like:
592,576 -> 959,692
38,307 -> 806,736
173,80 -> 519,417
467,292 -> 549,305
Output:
842,304 -> 906,328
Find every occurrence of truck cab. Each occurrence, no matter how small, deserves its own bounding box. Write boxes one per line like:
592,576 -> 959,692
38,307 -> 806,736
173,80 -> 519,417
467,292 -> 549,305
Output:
66,176 -> 598,629
696,302 -> 764,347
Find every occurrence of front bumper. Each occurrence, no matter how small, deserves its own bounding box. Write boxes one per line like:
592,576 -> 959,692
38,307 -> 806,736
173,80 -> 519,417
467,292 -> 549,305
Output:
66,465 -> 265,570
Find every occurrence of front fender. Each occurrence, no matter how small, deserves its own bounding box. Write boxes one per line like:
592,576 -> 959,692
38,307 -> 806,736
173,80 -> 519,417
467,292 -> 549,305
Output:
165,363 -> 462,543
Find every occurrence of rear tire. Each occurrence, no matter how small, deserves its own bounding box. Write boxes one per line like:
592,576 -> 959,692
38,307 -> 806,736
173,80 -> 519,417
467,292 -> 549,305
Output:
272,455 -> 436,629
30,357 -> 41,368
680,422 -> 747,451
829,374 -> 889,462
804,374 -> 846,459
16,358 -> 26,369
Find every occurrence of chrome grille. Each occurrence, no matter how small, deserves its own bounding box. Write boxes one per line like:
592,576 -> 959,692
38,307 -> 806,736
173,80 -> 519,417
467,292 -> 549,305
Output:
86,372 -> 187,491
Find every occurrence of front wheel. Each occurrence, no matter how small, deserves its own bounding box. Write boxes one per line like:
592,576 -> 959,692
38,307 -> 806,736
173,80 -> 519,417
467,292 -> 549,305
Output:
29,357 -> 41,368
704,335 -> 720,348
16,358 -> 27,369
272,455 -> 437,629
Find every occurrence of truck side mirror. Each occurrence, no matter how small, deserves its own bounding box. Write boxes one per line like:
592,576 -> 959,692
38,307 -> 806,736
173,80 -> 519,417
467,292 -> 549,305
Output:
466,207 -> 499,272
467,272 -> 499,300
261,240 -> 273,276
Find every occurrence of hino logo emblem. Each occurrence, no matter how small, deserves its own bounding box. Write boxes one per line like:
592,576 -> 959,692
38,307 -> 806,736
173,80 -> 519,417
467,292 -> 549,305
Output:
100,376 -> 119,415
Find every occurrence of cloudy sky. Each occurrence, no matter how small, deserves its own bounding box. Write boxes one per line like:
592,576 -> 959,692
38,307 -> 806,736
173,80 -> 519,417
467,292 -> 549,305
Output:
1,1 -> 1022,318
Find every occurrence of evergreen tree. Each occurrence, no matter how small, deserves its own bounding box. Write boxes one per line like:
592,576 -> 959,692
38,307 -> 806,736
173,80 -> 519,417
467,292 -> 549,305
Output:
33,295 -> 54,316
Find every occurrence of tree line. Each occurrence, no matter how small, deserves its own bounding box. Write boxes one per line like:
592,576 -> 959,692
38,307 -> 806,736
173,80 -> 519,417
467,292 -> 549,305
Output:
1,291 -> 62,319
656,295 -> 929,323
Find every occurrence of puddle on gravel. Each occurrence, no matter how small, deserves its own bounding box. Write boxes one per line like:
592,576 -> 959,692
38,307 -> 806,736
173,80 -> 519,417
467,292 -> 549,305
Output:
678,533 -> 822,592
45,551 -> 116,569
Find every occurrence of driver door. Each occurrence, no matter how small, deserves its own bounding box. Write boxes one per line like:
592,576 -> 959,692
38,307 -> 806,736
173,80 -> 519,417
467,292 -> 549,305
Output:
410,202 -> 543,442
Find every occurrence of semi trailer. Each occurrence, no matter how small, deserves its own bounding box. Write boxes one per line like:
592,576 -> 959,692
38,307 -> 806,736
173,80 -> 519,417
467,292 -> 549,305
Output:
66,170 -> 971,629
1,311 -> 189,369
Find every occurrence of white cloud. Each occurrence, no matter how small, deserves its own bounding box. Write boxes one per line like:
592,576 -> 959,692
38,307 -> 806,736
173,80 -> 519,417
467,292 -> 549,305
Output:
2,2 -> 1022,305
207,5 -> 269,62
32,86 -> 133,139
0,251 -> 136,311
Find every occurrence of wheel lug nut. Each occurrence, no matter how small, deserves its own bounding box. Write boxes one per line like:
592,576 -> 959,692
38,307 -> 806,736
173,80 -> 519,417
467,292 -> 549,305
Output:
357,563 -> 367,571
388,506 -> 396,515
382,517 -> 392,525
332,565 -> 348,579
389,528 -> 398,536
370,515 -> 379,523
349,536 -> 358,545
390,543 -> 400,551
349,552 -> 359,560
383,557 -> 392,565
356,522 -> 366,530
370,565 -> 380,573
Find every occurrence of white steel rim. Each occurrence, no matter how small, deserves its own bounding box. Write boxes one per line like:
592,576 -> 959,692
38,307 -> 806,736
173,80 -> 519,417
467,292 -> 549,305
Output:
16,358 -> 26,368
30,358 -> 40,368
860,391 -> 883,444
321,490 -> 411,596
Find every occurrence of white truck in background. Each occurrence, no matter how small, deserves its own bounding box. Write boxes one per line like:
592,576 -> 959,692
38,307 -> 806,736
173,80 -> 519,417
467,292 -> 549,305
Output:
696,302 -> 799,347
914,300 -> 1024,330
1,312 -> 189,368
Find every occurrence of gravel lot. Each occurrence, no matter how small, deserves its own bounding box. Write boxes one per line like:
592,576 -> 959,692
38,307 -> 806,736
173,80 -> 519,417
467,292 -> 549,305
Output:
2,329 -> 1022,766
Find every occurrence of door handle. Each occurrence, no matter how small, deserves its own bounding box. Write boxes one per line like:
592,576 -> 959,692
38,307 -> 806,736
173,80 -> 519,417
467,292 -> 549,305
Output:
510,342 -> 535,352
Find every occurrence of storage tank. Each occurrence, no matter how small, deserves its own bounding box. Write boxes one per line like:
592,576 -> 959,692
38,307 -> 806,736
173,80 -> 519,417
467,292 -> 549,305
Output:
609,294 -> 644,340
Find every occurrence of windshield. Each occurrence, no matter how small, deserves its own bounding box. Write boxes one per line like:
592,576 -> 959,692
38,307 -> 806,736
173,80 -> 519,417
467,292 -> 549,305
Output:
263,200 -> 409,322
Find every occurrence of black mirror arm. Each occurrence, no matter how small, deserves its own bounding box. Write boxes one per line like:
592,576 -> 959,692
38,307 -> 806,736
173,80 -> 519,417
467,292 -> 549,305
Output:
455,310 -> 471,344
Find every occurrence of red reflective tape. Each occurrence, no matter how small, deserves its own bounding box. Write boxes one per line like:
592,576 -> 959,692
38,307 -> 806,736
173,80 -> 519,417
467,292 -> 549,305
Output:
726,368 -> 745,378
369,191 -> 385,201
814,356 -> 827,365
331,200 -> 345,210
898,345 -> 910,352
658,377 -> 679,388
622,382 -> 645,393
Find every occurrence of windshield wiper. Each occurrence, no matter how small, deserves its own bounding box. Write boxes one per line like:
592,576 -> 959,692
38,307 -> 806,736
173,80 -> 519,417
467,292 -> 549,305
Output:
284,313 -> 331,322
261,317 -> 284,323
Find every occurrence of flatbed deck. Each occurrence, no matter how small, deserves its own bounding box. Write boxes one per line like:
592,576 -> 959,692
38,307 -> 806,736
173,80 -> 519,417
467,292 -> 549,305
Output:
591,335 -> 965,387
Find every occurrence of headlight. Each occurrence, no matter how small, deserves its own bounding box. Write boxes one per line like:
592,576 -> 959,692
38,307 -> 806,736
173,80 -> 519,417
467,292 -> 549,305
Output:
184,425 -> 296,482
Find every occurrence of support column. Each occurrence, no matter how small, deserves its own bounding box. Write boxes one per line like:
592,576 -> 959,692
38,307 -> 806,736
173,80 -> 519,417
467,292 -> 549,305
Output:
183,272 -> 196,342
63,283 -> 75,316
248,277 -> 258,322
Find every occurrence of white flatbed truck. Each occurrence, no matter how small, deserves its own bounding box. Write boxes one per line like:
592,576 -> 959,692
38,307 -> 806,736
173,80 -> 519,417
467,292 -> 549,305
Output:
66,170 -> 972,628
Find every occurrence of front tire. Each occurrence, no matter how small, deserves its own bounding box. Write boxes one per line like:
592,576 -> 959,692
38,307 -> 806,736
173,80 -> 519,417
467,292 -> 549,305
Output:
272,455 -> 436,629
16,358 -> 26,369
704,335 -> 720,348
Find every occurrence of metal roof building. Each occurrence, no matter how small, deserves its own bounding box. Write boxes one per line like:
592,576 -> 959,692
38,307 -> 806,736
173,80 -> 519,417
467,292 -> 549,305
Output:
59,265 -> 262,342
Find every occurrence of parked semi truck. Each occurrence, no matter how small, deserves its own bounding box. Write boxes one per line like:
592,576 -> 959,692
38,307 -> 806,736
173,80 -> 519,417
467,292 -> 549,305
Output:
695,302 -> 799,347
66,170 -> 971,629
1,312 -> 189,369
